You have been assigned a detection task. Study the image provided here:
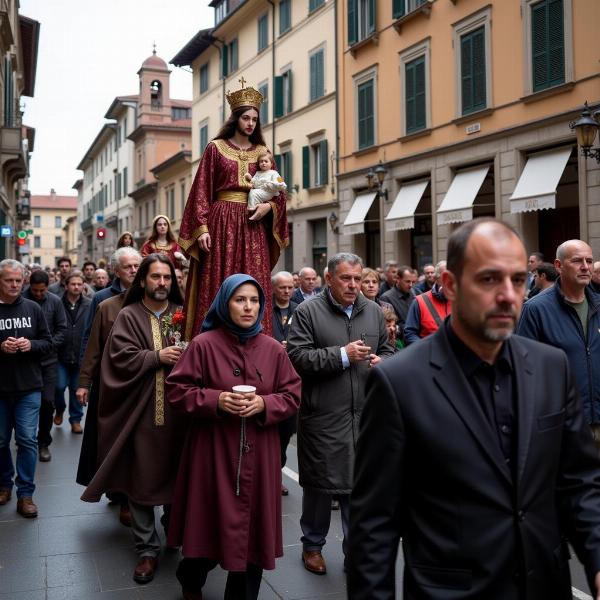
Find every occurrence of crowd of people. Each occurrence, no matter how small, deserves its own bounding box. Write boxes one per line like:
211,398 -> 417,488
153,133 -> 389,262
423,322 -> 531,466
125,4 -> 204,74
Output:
3,79 -> 600,600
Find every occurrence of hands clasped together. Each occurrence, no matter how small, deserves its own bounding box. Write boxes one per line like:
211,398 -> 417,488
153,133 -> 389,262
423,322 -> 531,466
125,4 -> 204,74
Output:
344,339 -> 381,368
218,390 -> 265,418
1,336 -> 31,353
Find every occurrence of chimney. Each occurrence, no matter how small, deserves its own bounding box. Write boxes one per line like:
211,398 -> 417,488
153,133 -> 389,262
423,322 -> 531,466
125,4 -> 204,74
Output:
50,188 -> 56,199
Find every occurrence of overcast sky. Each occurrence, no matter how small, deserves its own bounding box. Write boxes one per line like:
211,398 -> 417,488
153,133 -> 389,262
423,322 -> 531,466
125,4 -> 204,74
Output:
19,0 -> 214,196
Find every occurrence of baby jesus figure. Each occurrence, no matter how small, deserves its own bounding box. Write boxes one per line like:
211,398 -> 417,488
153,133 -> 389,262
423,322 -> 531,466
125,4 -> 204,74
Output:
244,151 -> 287,211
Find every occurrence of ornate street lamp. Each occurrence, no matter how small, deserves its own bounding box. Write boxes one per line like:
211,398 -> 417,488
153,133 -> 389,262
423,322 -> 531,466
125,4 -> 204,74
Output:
328,211 -> 339,234
570,102 -> 600,163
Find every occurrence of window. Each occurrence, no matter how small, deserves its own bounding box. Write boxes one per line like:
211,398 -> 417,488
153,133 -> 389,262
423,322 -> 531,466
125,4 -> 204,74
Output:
33,256 -> 41,265
356,78 -> 375,149
280,0 -> 291,35
302,140 -> 328,188
393,0 -> 427,19
215,0 -> 228,24
145,203 -> 149,228
258,82 -> 269,124
180,180 -> 187,215
34,235 -> 40,248
347,0 -> 375,46
309,0 -> 325,12
274,69 -> 293,118
138,206 -> 142,229
200,121 -> 209,154
460,28 -> 486,115
275,150 -> 293,189
55,216 -> 62,228
405,56 -> 426,133
258,14 -> 269,52
531,0 -> 565,91
34,215 -> 41,227
123,167 -> 128,196
54,236 -> 62,249
309,48 -> 325,102
199,63 -> 209,94
229,39 -> 238,73
123,117 -> 128,138
172,107 -> 191,120
4,56 -> 13,126
167,187 -> 175,221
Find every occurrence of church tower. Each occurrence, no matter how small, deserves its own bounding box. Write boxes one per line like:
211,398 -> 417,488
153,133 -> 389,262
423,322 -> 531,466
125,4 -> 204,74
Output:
137,46 -> 172,125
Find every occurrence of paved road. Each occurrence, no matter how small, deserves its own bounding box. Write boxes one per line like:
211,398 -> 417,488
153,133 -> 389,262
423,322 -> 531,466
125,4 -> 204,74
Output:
0,418 -> 594,599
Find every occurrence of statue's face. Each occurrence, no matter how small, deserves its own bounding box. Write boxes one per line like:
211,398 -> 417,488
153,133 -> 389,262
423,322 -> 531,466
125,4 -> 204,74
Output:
237,108 -> 259,137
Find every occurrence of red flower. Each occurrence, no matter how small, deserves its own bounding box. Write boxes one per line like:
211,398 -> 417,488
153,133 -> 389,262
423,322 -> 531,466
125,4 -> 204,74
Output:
172,311 -> 186,326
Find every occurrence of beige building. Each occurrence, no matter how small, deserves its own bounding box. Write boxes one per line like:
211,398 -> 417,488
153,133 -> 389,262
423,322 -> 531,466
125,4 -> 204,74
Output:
0,4 -> 39,261
30,191 -> 77,268
336,0 -> 600,269
172,0 -> 337,275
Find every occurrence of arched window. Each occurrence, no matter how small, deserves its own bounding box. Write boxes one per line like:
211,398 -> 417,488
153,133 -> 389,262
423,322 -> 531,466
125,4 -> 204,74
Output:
150,80 -> 162,108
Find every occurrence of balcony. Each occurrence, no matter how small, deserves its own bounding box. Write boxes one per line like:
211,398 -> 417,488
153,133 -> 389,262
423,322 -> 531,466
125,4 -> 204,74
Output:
1,127 -> 27,184
81,216 -> 93,231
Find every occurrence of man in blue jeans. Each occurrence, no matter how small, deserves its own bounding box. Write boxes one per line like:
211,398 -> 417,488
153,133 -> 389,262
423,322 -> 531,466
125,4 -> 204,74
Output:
0,259 -> 52,517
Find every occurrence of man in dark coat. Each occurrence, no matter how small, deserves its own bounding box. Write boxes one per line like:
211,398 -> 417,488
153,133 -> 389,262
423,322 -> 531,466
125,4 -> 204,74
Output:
291,267 -> 320,304
287,253 -> 394,576
348,218 -> 600,600
81,255 -> 185,585
271,270 -> 298,496
380,265 -> 416,342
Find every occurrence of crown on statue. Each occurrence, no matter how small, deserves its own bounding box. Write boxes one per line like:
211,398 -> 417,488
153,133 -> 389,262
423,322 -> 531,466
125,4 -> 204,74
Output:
226,77 -> 264,112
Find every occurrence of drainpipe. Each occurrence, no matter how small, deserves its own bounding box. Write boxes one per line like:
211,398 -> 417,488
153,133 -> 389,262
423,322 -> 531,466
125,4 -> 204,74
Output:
209,36 -> 226,121
334,0 -> 340,250
267,0 -> 276,152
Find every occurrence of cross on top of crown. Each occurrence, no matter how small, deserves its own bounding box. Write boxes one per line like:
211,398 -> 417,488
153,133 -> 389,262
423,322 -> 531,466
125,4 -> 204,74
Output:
239,76 -> 247,89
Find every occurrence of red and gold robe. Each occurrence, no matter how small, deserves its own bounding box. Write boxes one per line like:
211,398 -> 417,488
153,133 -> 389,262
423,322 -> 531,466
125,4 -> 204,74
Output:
178,139 -> 288,339
141,239 -> 182,269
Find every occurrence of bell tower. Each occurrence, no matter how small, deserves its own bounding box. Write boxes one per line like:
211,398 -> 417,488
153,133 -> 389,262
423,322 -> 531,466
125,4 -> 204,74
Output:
137,45 -> 171,125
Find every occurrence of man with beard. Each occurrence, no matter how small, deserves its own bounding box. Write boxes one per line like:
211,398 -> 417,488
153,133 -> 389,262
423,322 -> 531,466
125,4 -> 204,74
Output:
82,254 -> 186,584
348,219 -> 600,600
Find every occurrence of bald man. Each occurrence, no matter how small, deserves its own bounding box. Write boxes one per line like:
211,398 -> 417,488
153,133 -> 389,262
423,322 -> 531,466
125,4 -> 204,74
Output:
518,239 -> 600,425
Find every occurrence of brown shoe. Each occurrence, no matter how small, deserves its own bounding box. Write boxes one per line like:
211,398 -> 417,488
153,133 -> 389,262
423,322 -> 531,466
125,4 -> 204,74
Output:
39,447 -> 51,462
16,497 -> 38,518
71,422 -> 83,434
302,550 -> 327,574
133,556 -> 157,584
183,591 -> 204,600
281,484 -> 289,496
119,503 -> 132,527
53,412 -> 63,426
0,488 -> 11,505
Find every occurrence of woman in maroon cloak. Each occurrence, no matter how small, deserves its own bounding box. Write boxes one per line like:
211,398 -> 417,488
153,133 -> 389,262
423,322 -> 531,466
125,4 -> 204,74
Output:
141,215 -> 183,269
165,273 -> 301,600
177,81 -> 288,340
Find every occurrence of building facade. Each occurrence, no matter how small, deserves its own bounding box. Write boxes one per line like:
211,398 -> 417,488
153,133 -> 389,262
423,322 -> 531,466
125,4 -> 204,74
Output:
172,0 -> 338,275
30,191 -> 77,268
336,0 -> 600,269
0,3 -> 39,261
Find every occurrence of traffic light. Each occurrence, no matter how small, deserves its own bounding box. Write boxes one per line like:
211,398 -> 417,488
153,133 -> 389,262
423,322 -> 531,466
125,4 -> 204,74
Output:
96,228 -> 106,240
17,230 -> 27,246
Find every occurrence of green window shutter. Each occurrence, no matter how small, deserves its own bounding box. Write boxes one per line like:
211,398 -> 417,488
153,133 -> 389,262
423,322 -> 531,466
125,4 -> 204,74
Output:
414,58 -> 426,130
547,0 -> 565,86
274,76 -> 284,117
393,0 -> 405,19
274,154 -> 282,173
461,33 -> 473,114
230,39 -> 238,72
221,45 -> 229,79
302,146 -> 310,188
286,152 -> 293,189
310,53 -> 317,102
367,0 -> 376,35
316,50 -> 324,98
280,0 -> 291,34
347,0 -> 358,46
406,57 -> 425,133
357,80 -> 374,149
471,28 -> 486,111
319,140 -> 328,186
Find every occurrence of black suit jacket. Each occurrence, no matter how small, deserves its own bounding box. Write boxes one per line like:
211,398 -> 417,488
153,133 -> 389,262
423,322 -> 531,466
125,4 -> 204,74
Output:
291,287 -> 320,305
348,326 -> 600,600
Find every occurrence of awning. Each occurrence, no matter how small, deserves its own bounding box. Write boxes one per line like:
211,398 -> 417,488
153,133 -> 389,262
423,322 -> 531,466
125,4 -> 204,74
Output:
343,192 -> 377,235
437,166 -> 490,225
385,180 -> 429,231
509,147 -> 572,214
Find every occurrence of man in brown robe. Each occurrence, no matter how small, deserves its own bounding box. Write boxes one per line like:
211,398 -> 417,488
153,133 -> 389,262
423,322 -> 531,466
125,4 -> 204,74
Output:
81,254 -> 185,585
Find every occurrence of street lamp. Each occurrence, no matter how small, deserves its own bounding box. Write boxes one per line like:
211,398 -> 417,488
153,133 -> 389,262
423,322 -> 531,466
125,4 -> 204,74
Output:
570,102 -> 600,163
365,160 -> 389,267
328,211 -> 339,234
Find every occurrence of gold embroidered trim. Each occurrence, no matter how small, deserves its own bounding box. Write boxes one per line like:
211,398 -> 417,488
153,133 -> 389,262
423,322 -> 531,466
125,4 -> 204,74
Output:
149,314 -> 165,426
217,191 -> 248,204
269,200 -> 289,250
178,225 -> 209,258
184,265 -> 199,341
213,139 -> 268,187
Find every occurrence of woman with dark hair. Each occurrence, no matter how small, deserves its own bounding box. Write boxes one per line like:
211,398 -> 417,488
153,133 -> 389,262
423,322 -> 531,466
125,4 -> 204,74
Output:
178,82 -> 289,340
141,215 -> 183,269
117,231 -> 136,249
165,274 -> 301,600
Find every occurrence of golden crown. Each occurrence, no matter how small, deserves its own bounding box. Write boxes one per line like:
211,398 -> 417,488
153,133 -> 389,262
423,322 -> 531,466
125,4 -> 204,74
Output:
226,77 -> 264,112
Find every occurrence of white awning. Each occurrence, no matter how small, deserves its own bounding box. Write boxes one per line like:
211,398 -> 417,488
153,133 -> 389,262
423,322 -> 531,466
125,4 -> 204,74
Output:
385,180 -> 429,231
437,166 -> 490,225
343,192 -> 377,235
509,147 -> 572,214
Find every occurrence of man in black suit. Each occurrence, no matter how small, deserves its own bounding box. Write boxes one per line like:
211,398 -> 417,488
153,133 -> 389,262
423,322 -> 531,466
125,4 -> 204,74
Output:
291,267 -> 320,304
348,218 -> 600,600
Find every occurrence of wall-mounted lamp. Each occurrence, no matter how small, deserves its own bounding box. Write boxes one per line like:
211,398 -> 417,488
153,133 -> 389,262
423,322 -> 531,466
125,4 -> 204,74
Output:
366,160 -> 388,200
329,211 -> 339,234
570,101 -> 600,163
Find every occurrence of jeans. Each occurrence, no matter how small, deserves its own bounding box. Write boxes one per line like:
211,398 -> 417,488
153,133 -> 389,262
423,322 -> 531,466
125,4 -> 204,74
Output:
55,362 -> 83,424
38,362 -> 57,448
0,391 -> 41,498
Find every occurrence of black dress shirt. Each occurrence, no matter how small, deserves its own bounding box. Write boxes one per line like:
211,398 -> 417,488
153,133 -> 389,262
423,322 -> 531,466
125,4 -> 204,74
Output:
446,322 -> 516,471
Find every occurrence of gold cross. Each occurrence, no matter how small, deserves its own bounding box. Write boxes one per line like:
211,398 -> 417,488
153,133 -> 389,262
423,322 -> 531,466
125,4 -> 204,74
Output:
239,76 -> 247,89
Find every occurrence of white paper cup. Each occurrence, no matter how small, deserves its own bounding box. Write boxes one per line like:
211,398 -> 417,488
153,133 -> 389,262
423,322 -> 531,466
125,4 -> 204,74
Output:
232,385 -> 256,394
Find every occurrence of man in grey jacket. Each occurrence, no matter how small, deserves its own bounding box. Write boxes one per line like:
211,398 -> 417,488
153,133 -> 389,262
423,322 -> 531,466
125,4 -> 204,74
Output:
287,252 -> 394,576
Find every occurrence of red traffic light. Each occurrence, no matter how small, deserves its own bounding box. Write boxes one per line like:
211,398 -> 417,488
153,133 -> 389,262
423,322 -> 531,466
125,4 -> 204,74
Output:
96,228 -> 106,240
17,238 -> 26,246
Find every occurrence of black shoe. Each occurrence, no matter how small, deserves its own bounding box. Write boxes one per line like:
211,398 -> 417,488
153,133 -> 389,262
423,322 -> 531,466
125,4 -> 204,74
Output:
38,447 -> 51,462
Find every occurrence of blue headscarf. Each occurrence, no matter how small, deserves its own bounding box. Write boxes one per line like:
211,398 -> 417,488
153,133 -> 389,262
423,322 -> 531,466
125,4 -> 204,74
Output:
201,274 -> 265,342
